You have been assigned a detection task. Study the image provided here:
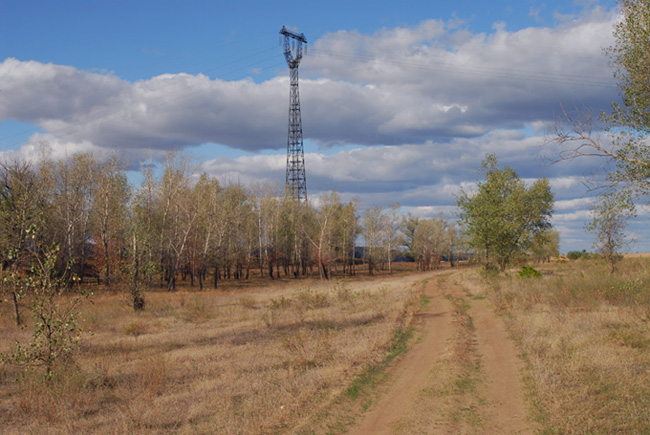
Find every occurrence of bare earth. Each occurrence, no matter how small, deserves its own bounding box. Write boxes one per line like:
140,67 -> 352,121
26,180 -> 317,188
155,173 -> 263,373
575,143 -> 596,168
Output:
349,271 -> 533,434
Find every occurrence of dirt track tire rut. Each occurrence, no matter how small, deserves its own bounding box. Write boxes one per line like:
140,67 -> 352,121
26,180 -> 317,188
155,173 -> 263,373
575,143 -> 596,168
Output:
349,271 -> 533,434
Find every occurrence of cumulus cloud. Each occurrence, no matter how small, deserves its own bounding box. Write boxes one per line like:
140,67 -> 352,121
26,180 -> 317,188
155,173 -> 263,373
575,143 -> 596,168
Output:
0,6 -> 619,159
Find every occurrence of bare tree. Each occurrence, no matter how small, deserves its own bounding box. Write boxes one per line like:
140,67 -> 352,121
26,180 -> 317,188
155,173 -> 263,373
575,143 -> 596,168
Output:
91,154 -> 130,286
362,206 -> 384,276
41,153 -> 97,283
585,190 -> 635,273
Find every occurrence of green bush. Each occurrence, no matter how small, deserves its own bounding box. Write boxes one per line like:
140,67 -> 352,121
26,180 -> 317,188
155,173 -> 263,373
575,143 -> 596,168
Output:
519,265 -> 542,279
567,250 -> 589,260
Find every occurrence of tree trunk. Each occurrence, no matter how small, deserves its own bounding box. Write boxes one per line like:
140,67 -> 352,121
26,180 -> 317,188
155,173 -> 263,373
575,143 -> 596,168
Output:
12,290 -> 21,327
103,237 -> 110,286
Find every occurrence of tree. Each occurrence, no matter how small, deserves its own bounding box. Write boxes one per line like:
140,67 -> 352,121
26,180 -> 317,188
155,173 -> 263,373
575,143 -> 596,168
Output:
445,222 -> 461,267
306,191 -> 341,280
552,0 -> 650,196
128,165 -> 159,309
0,160 -> 46,326
585,191 -> 635,273
411,216 -> 448,271
155,154 -> 198,291
457,155 -> 554,271
362,206 -> 384,275
40,153 -> 97,284
337,200 -> 359,276
609,0 -> 650,135
400,212 -> 419,261
91,155 -> 130,286
1,241 -> 89,377
192,174 -> 223,289
530,228 -> 560,264
383,203 -> 402,273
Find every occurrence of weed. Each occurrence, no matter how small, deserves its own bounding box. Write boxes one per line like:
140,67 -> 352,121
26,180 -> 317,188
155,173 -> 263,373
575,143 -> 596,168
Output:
294,287 -> 329,309
181,294 -> 214,322
268,296 -> 292,309
282,326 -> 332,368
333,280 -> 357,304
123,320 -> 148,339
239,296 -> 256,309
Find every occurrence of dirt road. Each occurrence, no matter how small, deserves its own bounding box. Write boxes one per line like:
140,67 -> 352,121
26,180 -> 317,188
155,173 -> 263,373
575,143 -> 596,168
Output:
349,271 -> 532,434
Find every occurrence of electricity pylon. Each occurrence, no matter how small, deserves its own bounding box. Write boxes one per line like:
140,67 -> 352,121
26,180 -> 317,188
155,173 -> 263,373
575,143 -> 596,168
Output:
280,26 -> 307,202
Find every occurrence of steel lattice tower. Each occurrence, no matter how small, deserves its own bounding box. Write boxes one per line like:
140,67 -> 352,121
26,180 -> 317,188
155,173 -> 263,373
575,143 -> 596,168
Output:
280,26 -> 308,202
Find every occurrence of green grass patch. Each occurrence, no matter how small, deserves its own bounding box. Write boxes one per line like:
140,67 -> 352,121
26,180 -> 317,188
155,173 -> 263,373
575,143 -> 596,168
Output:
345,326 -> 415,401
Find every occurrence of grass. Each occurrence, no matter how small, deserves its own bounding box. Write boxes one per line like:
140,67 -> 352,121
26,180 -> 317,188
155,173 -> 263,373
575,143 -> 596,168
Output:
479,256 -> 650,433
0,272 -> 427,434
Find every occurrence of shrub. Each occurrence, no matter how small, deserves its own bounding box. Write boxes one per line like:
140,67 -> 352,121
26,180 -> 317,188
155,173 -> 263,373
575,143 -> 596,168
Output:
567,250 -> 589,260
518,265 -> 542,279
1,243 -> 90,378
294,287 -> 329,309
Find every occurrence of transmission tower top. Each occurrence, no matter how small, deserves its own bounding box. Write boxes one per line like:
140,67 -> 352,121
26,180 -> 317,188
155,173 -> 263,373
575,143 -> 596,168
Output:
280,26 -> 307,68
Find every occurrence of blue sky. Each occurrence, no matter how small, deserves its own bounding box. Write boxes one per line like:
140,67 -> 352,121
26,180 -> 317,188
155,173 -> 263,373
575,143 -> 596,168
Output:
2,0 -> 644,253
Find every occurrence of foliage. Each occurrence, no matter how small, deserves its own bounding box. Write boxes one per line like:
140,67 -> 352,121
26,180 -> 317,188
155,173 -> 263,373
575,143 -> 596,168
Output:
585,190 -> 635,273
530,228 -> 560,263
608,0 -> 650,135
553,0 -> 650,198
457,154 -> 554,271
518,265 -> 542,279
1,242 -> 89,377
566,250 -> 589,260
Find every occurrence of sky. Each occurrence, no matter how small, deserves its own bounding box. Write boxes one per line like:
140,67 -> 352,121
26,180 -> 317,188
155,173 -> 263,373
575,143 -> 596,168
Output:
1,0 -> 645,253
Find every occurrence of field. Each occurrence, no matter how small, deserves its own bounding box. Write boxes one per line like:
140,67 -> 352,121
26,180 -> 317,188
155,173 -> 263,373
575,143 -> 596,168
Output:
0,269 -> 425,434
1,258 -> 650,433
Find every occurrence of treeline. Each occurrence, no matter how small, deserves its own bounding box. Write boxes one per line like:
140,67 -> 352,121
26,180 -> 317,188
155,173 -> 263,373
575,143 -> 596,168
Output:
0,153 -> 462,296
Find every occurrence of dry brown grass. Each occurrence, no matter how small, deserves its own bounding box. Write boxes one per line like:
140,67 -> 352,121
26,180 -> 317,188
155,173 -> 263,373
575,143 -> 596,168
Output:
0,273 -> 427,434
470,258 -> 650,433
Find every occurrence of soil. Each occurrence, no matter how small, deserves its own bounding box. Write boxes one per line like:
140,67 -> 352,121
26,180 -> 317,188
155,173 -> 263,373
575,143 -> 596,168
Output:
348,270 -> 533,434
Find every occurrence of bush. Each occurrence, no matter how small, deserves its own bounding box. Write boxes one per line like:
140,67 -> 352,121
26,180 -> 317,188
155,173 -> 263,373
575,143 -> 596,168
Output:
518,265 -> 542,279
567,250 -> 589,260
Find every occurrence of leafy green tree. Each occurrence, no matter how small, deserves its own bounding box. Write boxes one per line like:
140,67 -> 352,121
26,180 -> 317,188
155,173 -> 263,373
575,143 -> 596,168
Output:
457,155 -> 554,271
585,191 -> 635,273
609,0 -> 650,134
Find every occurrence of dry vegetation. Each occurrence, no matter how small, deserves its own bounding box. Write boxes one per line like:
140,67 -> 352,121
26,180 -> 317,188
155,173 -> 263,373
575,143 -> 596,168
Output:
3,257 -> 650,434
463,257 -> 650,433
0,271 -> 425,434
